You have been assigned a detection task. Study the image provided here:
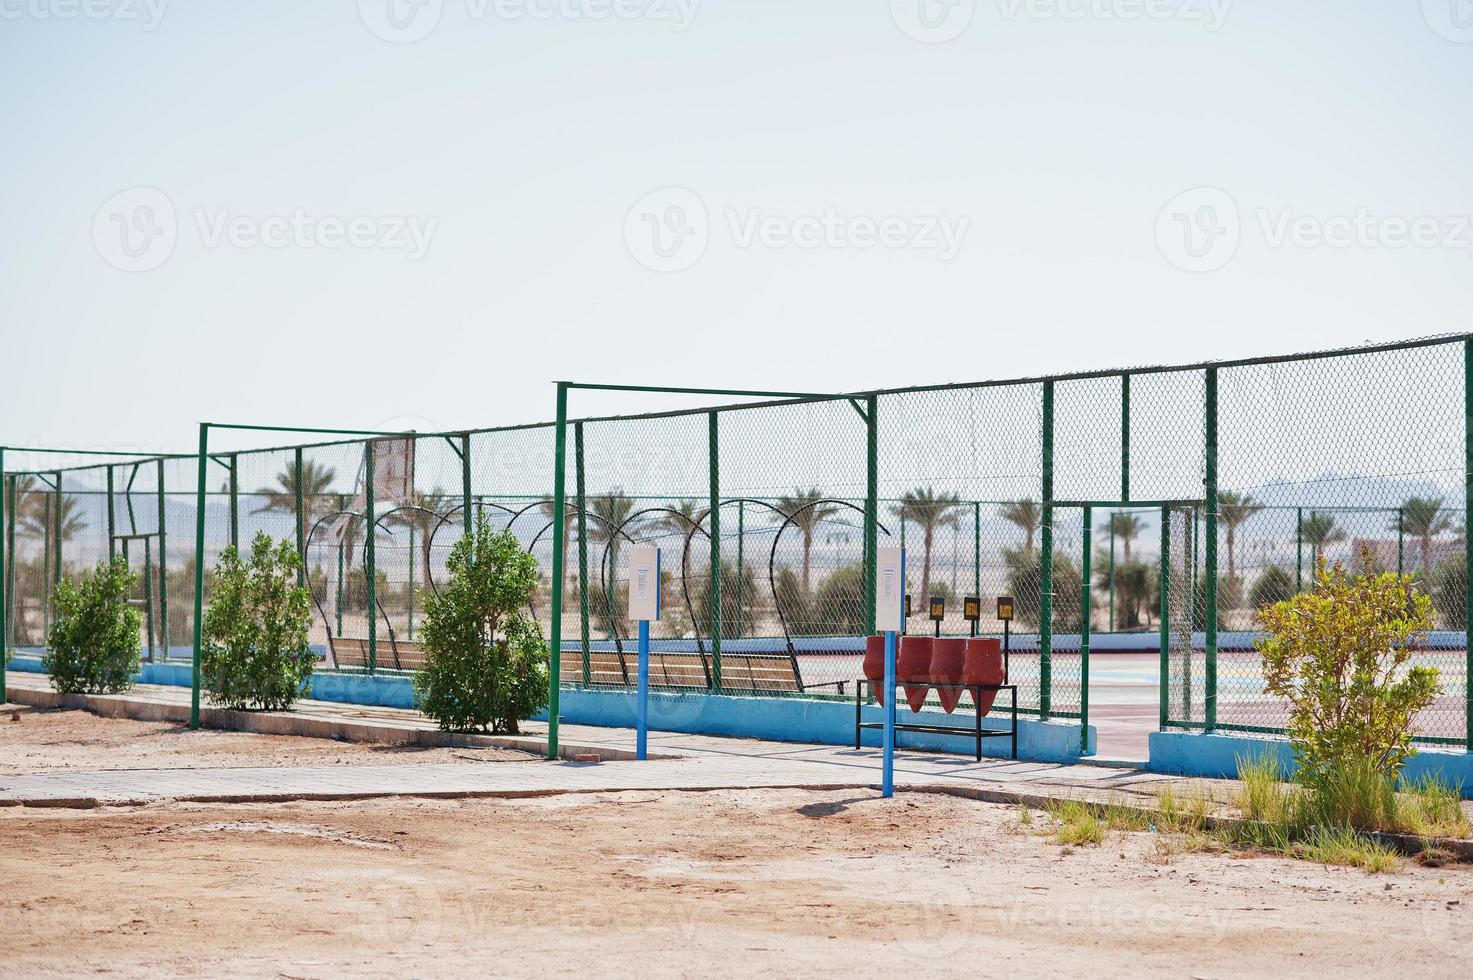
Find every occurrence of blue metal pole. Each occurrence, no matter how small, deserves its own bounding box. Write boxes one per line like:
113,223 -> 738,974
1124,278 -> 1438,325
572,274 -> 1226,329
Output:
882,628 -> 896,798
637,618 -> 650,760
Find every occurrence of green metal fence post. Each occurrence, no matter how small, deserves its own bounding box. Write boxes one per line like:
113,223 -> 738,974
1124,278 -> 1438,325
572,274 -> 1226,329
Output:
142,537 -> 156,662
1464,338 -> 1472,752
1296,507 -> 1303,592
335,542 -> 344,637
1108,519 -> 1116,632
190,423 -> 208,730
407,524 -> 415,640
548,383 -> 569,759
52,470 -> 62,589
293,447 -> 306,587
0,448 -> 6,705
1080,504 -> 1092,755
864,394 -> 878,635
229,454 -> 239,550
1041,380 -> 1055,720
575,422 -> 590,684
972,501 -> 981,599
460,434 -> 472,536
1204,367 -> 1218,733
1158,506 -> 1170,730
156,457 -> 169,657
1121,373 -> 1131,502
1397,507 -> 1405,578
5,474 -> 14,653
736,500 -> 745,638
365,440 -> 377,674
708,411 -> 722,691
106,465 -> 116,561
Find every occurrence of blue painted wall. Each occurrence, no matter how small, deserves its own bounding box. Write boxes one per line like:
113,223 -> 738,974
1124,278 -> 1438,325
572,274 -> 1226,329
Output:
533,688 -> 1092,764
9,656 -> 1087,763
1149,731 -> 1473,799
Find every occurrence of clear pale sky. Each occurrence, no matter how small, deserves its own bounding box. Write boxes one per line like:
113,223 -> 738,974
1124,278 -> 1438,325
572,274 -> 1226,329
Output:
3,0 -> 1471,469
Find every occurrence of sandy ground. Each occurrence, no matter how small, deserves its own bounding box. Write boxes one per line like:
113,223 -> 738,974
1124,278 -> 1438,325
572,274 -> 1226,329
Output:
0,786 -> 1468,979
0,706 -> 535,774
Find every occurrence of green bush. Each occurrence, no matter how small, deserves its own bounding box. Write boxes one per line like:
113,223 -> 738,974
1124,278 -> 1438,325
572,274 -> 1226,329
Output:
413,520 -> 548,734
44,556 -> 141,695
1248,565 -> 1295,610
588,578 -> 628,635
201,533 -> 315,711
1256,552 -> 1438,785
1002,547 -> 1082,631
812,563 -> 867,635
1431,555 -> 1466,630
691,560 -> 757,636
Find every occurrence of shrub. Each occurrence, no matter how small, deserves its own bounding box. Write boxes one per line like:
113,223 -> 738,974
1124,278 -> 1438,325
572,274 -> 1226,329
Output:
1255,552 -> 1438,786
413,520 -> 548,733
691,560 -> 757,636
1431,555 -> 1466,630
201,533 -> 316,711
1248,565 -> 1295,610
812,563 -> 867,635
1002,547 -> 1082,631
44,556 -> 142,695
774,567 -> 819,635
588,578 -> 627,635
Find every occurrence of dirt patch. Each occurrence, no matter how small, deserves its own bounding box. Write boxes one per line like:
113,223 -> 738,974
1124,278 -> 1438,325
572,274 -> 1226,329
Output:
0,788 -> 1468,977
0,706 -> 534,774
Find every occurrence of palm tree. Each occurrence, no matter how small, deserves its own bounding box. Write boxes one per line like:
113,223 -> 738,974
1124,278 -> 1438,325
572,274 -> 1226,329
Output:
890,487 -> 962,607
537,497 -> 579,587
18,484 -> 87,578
253,459 -> 337,546
588,493 -> 636,586
1107,512 -> 1143,563
653,500 -> 703,539
1001,498 -> 1041,551
1300,511 -> 1344,568
1395,496 -> 1453,584
1217,491 -> 1264,586
773,489 -> 839,594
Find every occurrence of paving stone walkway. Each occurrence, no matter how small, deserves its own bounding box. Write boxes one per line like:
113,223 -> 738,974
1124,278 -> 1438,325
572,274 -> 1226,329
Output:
1,671 -> 1224,809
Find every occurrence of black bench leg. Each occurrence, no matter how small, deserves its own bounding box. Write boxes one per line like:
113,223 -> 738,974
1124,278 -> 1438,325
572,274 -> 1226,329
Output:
1010,687 -> 1018,760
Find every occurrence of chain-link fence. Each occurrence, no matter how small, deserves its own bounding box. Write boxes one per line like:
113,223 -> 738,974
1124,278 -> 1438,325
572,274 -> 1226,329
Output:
3,335 -> 1468,749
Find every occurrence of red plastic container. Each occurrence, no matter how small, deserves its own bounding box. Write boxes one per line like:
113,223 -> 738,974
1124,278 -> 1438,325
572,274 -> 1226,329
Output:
863,634 -> 887,707
929,637 -> 966,713
962,637 -> 1004,717
897,636 -> 934,713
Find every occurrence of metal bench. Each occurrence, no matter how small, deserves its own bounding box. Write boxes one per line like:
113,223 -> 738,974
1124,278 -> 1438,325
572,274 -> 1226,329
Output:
854,679 -> 1018,761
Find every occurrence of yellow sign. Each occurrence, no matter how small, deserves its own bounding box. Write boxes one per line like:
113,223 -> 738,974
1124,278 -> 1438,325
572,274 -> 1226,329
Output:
928,597 -> 945,621
963,597 -> 981,622
996,596 -> 1015,622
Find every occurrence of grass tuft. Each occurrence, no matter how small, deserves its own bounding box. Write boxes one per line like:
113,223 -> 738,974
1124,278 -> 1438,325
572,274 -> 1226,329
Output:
1293,827 -> 1402,873
1044,799 -> 1105,846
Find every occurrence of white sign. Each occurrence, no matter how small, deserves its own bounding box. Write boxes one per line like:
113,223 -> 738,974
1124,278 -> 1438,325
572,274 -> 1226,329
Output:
875,546 -> 905,633
628,545 -> 661,622
370,437 -> 416,505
